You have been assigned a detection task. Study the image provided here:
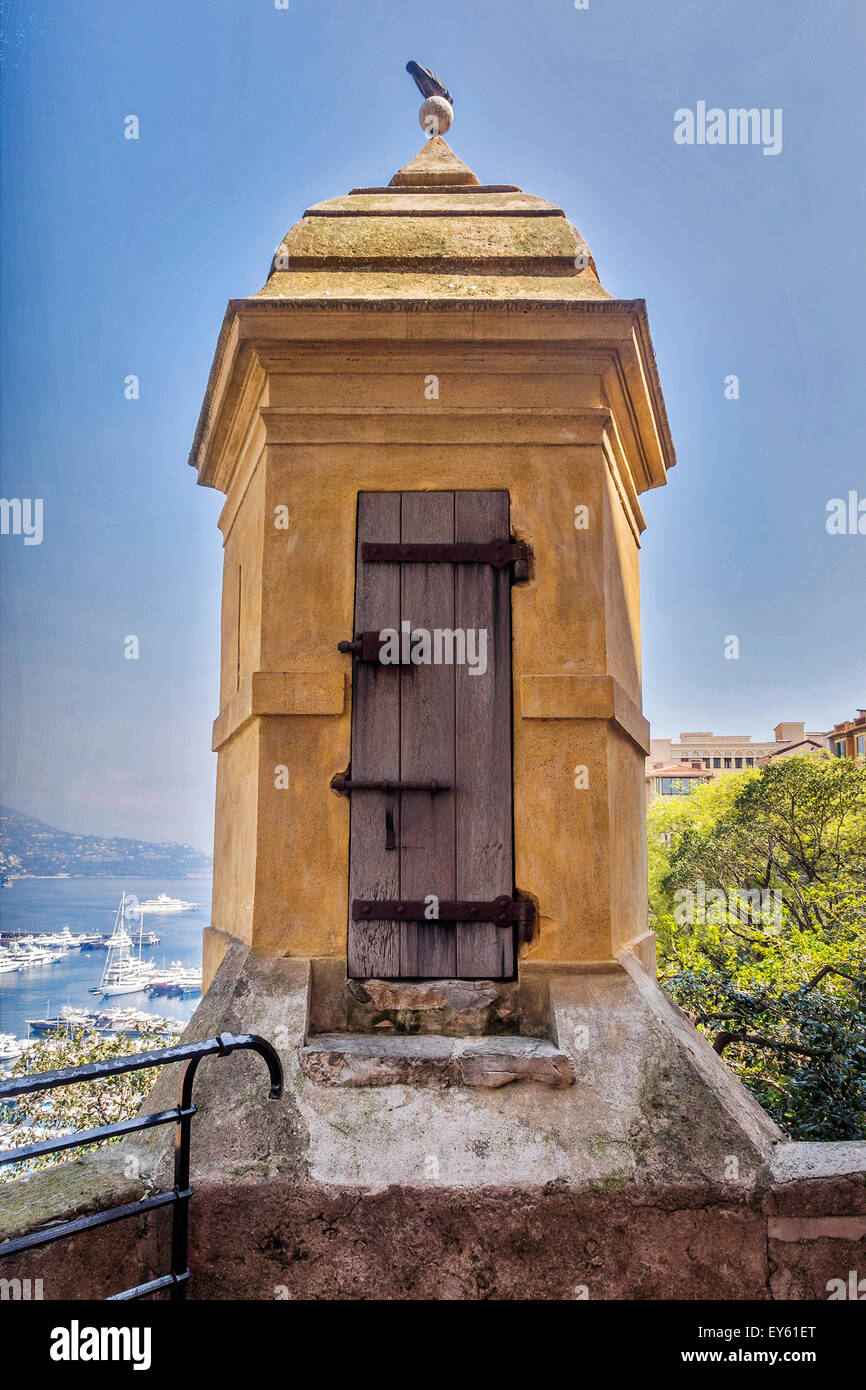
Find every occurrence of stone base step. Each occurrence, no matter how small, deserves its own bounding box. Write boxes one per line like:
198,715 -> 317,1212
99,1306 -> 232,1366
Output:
300,1032 -> 575,1089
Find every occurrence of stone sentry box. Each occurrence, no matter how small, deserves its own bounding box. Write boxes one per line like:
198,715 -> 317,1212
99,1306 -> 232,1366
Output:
190,135 -> 675,1002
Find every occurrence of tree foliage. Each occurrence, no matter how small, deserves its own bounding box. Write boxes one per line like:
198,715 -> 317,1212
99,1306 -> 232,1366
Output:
1,1028 -> 168,1180
649,756 -> 866,1140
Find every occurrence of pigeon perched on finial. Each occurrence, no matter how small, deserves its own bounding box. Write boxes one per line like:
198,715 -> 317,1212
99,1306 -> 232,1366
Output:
406,61 -> 453,105
406,60 -> 454,136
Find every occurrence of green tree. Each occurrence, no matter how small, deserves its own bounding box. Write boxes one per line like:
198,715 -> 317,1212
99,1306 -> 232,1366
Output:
648,756 -> 866,1140
1,1028 -> 168,1179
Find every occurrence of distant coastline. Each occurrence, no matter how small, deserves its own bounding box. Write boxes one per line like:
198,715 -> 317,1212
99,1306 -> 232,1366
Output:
3,872 -> 213,881
0,805 -> 212,884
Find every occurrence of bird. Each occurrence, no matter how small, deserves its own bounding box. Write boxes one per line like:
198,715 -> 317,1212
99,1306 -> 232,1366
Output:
406,61 -> 453,106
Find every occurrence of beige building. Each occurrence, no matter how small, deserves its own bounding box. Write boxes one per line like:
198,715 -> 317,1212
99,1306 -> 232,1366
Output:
191,130 -> 673,986
645,759 -> 714,805
646,721 -> 827,802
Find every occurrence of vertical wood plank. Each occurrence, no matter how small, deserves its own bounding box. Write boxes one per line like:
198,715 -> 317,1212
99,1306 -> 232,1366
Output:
347,492 -> 402,978
455,491 -> 515,977
399,491 -> 458,977
347,489 -> 515,981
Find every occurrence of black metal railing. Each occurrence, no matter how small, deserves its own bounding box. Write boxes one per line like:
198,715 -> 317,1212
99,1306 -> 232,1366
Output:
0,1031 -> 282,1300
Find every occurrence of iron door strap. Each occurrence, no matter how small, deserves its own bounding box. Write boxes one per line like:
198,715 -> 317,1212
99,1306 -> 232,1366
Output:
332,776 -> 450,851
361,539 -> 530,579
330,777 -> 449,794
352,895 -> 536,942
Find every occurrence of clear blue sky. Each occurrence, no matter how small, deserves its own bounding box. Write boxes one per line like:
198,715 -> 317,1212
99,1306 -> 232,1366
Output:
1,0 -> 863,850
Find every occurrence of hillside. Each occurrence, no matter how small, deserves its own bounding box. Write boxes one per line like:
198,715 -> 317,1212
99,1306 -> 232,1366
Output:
0,805 -> 211,881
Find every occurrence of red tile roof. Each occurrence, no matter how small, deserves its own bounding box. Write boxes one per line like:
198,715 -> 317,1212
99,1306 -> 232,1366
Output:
647,763 -> 714,779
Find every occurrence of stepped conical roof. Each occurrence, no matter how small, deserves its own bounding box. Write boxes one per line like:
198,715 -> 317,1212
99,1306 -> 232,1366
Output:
257,137 -> 608,303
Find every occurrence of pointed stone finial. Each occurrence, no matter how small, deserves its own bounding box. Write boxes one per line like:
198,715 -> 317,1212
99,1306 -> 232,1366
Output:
388,136 -> 479,188
406,60 -> 454,137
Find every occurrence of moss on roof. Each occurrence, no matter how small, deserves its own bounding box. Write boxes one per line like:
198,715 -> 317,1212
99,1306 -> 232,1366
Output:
256,138 -> 608,303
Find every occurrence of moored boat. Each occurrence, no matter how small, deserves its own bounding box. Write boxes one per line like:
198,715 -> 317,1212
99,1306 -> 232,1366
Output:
25,1004 -> 183,1040
98,896 -> 154,998
146,962 -> 203,998
137,892 -> 198,914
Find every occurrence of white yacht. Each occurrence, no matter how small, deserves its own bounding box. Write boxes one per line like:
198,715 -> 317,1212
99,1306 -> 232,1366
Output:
147,961 -> 203,998
39,925 -> 95,950
137,892 -> 198,915
5,939 -> 63,968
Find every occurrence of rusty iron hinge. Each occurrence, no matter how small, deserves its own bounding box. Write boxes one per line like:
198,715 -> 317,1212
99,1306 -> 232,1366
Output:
361,540 -> 530,581
352,895 -> 535,942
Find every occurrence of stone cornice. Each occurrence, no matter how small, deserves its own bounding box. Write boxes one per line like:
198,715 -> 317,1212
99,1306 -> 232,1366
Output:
190,298 -> 676,496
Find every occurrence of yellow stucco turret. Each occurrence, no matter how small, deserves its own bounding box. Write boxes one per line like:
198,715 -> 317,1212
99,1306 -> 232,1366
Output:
191,127 -> 675,992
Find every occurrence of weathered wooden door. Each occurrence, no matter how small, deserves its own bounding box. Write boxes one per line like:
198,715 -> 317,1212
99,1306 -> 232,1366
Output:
344,491 -> 519,980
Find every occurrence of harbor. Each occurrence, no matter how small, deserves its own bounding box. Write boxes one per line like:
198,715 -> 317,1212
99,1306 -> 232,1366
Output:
0,877 -> 210,1058
0,1005 -> 185,1067
0,926 -> 162,950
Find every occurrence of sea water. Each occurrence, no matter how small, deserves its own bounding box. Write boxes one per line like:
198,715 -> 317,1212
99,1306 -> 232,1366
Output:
0,877 -> 211,1041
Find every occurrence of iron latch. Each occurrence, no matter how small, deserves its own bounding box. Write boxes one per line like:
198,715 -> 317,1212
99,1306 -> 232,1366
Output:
339,632 -> 442,665
330,777 -> 449,795
337,632 -> 387,662
331,776 -> 450,852
352,895 -> 535,942
361,540 -> 530,581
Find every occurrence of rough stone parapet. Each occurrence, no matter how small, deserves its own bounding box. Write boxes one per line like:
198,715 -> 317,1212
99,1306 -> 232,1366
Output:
2,944 -> 862,1300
